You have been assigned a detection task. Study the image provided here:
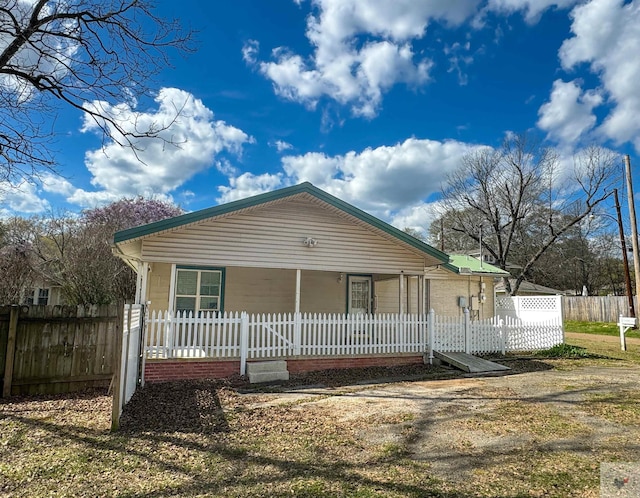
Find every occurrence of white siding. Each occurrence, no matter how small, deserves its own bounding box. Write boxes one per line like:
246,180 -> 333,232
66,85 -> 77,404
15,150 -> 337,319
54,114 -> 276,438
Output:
225,267 -> 296,314
300,270 -> 346,313
147,263 -> 172,313
375,276 -> 420,313
140,196 -> 431,274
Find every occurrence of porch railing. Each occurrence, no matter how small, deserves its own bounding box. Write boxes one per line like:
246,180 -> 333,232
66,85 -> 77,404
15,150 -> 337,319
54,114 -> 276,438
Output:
145,309 -> 563,374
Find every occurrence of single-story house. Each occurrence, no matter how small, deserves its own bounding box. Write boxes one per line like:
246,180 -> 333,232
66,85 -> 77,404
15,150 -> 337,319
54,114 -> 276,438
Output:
113,182 -> 510,381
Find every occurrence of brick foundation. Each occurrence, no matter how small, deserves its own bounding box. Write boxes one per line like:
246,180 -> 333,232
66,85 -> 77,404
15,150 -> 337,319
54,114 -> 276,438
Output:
144,360 -> 240,382
144,355 -> 424,383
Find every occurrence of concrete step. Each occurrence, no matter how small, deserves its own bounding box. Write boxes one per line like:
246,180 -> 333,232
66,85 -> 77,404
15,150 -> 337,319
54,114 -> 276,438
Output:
247,360 -> 289,383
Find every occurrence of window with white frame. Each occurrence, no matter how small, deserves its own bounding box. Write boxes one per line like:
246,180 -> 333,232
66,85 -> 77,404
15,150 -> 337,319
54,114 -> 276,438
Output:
23,288 -> 50,305
174,267 -> 224,314
24,288 -> 35,305
37,288 -> 49,305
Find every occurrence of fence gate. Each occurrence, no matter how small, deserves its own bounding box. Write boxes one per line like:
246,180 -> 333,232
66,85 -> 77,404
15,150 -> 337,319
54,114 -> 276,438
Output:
111,304 -> 145,430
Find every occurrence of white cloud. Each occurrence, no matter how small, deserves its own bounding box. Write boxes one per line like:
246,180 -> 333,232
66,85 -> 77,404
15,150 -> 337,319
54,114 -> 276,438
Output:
283,138 -> 480,213
558,0 -> 640,151
486,0 -> 581,23
537,79 -> 602,145
217,172 -> 284,203
73,87 -> 253,207
444,41 -> 474,86
0,181 -> 49,214
219,137 -> 481,230
242,39 -> 259,65
271,140 -> 294,152
40,174 -> 75,198
389,202 -> 443,239
247,0 -> 480,117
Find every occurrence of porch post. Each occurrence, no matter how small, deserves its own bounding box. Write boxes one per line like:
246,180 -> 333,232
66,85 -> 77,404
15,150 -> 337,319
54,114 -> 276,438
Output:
134,261 -> 143,304
139,262 -> 149,304
294,269 -> 301,355
422,277 -> 428,315
295,269 -> 301,313
168,264 -> 177,315
417,276 -> 423,315
399,273 -> 405,315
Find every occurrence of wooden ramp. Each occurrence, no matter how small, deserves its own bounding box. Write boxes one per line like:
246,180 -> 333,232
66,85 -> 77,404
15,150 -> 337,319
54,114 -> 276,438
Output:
433,351 -> 510,373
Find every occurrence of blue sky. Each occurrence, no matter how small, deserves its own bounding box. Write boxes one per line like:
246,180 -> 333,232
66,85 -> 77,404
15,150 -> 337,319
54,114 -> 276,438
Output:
4,0 -> 640,235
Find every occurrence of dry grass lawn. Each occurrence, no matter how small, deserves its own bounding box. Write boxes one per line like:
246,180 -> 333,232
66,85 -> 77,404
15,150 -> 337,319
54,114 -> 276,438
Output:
1,332 -> 640,497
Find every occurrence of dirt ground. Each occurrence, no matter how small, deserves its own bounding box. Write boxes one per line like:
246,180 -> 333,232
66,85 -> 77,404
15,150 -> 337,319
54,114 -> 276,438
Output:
228,363 -> 640,486
4,342 -> 640,496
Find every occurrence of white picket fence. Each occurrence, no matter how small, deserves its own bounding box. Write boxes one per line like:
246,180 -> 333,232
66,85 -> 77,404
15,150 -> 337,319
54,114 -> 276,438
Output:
145,308 -> 563,374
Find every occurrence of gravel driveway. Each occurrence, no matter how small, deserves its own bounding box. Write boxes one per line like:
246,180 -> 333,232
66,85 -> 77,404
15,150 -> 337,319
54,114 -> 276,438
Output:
225,363 -> 640,486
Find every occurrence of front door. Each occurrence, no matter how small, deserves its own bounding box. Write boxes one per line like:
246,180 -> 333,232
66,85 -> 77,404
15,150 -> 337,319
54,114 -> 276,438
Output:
348,275 -> 372,315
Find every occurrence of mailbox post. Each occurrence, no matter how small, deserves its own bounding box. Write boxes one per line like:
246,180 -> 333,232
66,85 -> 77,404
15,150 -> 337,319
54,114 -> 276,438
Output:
618,315 -> 637,351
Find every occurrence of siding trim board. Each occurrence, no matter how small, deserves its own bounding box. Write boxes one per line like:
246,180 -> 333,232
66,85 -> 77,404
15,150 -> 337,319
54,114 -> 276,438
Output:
114,182 -> 449,264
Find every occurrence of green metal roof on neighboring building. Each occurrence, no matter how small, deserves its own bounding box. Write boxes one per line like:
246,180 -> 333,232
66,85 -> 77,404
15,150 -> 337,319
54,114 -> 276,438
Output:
443,254 -> 511,276
113,181 -> 450,264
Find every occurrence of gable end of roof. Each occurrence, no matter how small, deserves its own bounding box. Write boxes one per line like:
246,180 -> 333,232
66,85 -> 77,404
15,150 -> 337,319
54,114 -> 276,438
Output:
113,182 -> 450,263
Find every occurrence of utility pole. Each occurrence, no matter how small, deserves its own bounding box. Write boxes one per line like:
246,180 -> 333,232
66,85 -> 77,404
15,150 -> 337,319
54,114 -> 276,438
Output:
614,189 -> 634,317
479,224 -> 483,268
625,155 -> 640,315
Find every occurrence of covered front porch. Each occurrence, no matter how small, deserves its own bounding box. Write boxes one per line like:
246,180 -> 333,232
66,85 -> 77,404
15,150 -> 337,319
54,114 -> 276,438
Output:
136,264 -> 436,318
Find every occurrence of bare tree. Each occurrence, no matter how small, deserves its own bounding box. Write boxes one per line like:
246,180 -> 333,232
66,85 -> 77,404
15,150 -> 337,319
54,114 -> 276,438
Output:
0,0 -> 192,185
34,197 -> 182,304
439,133 -> 619,295
0,216 -> 37,303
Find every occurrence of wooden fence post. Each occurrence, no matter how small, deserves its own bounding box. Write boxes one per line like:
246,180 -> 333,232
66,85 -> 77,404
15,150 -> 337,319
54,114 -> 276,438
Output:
2,305 -> 19,398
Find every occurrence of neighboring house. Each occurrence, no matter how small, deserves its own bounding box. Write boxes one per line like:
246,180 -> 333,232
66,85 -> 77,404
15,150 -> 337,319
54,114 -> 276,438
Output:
465,250 -> 522,273
113,182 -> 516,381
22,281 -> 64,306
495,279 -> 564,296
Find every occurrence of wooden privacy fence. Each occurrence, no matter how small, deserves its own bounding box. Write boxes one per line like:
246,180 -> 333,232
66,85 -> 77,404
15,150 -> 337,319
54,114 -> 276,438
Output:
0,304 -> 119,396
562,296 -> 638,323
145,308 -> 564,374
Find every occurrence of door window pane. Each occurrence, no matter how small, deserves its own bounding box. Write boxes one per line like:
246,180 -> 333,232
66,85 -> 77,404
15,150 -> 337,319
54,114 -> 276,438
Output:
351,281 -> 369,309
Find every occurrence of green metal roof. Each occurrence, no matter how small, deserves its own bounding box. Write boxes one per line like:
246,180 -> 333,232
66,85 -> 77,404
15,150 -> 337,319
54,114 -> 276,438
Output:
113,182 -> 450,263
443,254 -> 511,276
